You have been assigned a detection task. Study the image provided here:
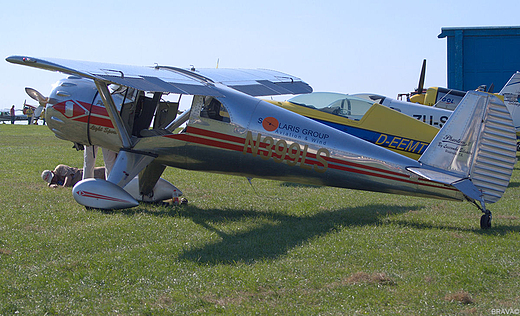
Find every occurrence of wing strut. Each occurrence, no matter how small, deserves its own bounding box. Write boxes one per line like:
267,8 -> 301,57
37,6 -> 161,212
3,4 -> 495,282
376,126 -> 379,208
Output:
94,80 -> 133,149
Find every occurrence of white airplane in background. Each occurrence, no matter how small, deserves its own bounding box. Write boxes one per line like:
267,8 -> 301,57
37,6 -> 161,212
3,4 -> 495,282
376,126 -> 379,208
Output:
6,55 -> 517,229
0,108 -> 26,122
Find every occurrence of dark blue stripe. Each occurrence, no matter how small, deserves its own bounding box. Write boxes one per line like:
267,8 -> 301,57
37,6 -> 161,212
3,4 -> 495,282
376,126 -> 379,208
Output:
311,118 -> 430,155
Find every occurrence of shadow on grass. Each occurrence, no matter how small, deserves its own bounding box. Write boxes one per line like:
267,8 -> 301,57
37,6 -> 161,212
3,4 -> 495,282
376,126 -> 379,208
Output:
391,219 -> 520,236
101,203 -> 414,264
112,203 -> 415,264
507,181 -> 520,188
99,202 -> 520,265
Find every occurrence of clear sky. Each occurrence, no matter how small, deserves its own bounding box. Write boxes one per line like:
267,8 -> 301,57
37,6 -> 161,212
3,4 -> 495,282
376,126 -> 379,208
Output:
0,0 -> 518,111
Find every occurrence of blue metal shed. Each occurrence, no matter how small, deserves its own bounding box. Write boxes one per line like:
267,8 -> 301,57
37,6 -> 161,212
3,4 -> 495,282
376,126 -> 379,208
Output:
438,26 -> 520,91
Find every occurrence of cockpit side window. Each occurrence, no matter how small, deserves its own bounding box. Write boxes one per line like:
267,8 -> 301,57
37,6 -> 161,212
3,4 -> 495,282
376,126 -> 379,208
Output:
200,97 -> 230,123
288,93 -> 374,121
109,85 -> 138,111
320,97 -> 372,121
321,99 -> 350,116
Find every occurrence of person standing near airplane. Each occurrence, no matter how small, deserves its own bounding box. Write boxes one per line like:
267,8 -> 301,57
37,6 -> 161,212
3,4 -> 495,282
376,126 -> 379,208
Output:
25,106 -> 33,125
82,146 -> 117,180
10,105 -> 15,124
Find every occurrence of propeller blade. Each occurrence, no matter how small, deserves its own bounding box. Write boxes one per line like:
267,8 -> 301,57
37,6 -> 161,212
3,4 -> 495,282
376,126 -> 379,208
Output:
417,59 -> 426,94
25,87 -> 48,105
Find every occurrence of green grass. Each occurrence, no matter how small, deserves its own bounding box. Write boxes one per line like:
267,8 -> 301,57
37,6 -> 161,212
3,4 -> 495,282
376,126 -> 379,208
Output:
0,124 -> 519,315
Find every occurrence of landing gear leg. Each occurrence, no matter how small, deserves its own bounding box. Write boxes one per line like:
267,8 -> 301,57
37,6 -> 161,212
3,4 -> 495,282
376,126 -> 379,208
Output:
453,180 -> 493,230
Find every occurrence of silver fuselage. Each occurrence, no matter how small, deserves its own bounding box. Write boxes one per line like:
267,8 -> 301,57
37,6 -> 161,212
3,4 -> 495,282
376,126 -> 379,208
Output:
46,78 -> 463,202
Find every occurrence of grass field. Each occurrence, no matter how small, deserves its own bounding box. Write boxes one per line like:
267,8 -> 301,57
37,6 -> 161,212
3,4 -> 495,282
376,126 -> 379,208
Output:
1,124 -> 519,315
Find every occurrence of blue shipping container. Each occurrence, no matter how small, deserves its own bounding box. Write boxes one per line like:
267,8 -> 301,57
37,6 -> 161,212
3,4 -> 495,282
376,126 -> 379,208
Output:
438,26 -> 520,91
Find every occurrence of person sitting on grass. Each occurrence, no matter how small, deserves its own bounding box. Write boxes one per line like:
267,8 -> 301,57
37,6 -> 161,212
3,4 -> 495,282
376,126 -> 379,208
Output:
41,164 -> 105,188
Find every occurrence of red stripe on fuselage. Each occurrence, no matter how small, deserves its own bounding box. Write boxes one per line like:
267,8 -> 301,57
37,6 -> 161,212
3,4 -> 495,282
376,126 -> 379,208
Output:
166,126 -> 455,192
52,99 -> 115,129
72,115 -> 114,128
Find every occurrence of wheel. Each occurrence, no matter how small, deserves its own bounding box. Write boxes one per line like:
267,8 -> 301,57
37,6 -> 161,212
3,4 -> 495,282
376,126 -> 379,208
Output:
480,214 -> 491,229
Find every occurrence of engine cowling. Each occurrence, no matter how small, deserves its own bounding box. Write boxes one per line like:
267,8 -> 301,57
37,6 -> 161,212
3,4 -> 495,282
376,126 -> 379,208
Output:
46,76 -> 122,150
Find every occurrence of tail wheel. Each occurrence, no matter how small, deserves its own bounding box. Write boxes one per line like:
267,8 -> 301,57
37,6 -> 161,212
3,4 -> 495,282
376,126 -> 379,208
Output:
480,213 -> 492,229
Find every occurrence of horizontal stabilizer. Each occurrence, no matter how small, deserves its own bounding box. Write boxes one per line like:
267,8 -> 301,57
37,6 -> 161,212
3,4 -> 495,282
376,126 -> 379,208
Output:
406,167 -> 463,185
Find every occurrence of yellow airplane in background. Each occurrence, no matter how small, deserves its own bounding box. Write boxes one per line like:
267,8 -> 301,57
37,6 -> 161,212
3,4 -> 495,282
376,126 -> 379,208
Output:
403,60 -> 506,109
266,92 -> 439,160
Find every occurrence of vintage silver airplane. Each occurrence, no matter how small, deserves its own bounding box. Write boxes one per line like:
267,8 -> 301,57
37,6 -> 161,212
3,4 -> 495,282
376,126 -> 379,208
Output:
6,55 -> 517,229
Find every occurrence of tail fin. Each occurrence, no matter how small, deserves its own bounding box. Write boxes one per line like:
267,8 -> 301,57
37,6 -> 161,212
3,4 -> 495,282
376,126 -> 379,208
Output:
499,72 -> 520,132
408,91 -> 516,205
499,71 -> 520,98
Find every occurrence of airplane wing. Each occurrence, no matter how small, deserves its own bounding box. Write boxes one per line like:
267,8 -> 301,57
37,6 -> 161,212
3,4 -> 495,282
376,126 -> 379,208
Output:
192,68 -> 313,96
6,56 -> 312,97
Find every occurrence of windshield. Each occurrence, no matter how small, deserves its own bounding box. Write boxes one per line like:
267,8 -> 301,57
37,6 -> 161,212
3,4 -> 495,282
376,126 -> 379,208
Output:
288,92 -> 375,120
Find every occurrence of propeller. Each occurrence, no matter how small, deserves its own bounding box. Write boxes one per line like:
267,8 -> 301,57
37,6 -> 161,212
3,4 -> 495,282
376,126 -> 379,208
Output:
24,87 -> 50,123
416,59 -> 426,94
25,87 -> 48,106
